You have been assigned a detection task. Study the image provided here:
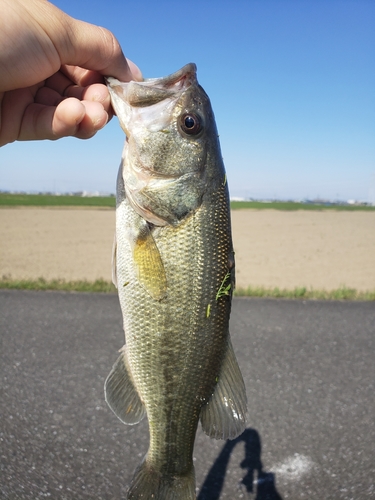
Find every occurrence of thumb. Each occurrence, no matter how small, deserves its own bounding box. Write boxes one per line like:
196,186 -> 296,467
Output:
29,0 -> 142,82
61,18 -> 142,81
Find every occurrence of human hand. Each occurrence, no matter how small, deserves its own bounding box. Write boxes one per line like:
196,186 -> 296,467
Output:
0,0 -> 142,146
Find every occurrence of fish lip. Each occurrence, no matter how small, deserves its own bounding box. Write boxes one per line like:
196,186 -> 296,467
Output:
105,76 -> 115,86
142,63 -> 197,89
105,63 -> 197,96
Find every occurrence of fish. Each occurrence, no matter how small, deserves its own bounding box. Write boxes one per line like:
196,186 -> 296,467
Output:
105,63 -> 247,500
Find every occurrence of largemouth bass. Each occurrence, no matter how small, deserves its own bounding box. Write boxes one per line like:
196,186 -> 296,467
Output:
105,63 -> 247,500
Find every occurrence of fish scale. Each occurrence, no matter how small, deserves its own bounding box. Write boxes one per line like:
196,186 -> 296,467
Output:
105,63 -> 247,499
127,208 -> 221,466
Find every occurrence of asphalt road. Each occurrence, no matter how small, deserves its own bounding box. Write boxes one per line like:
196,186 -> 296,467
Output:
1,290 -> 374,499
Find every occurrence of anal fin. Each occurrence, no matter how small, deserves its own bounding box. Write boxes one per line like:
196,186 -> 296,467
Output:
200,337 -> 247,440
105,347 -> 146,425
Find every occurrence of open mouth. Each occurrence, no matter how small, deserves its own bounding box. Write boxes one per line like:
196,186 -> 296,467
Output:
106,63 -> 197,108
106,64 -> 198,136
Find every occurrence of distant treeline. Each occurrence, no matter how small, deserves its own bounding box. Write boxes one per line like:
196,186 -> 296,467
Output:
230,200 -> 375,211
1,193 -> 374,211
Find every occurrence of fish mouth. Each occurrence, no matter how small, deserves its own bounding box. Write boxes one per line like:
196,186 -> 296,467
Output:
106,63 -> 198,137
141,63 -> 197,92
106,63 -> 197,108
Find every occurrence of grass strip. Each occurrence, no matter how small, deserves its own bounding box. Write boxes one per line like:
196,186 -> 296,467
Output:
1,194 -> 375,211
234,285 -> 375,301
0,193 -> 116,208
1,278 -> 374,300
230,201 -> 375,211
0,277 -> 116,293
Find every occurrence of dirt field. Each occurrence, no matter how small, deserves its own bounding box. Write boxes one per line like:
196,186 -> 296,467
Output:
1,208 -> 374,291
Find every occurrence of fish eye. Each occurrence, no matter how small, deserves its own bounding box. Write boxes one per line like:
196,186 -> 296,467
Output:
179,113 -> 202,135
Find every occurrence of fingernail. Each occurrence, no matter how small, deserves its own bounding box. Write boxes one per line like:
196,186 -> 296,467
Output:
92,110 -> 108,129
127,59 -> 143,81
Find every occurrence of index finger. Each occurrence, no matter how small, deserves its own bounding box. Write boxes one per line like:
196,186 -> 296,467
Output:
61,58 -> 141,88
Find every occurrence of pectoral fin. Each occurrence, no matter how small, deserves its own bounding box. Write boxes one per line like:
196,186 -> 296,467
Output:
131,217 -> 167,300
200,337 -> 247,439
104,347 -> 146,425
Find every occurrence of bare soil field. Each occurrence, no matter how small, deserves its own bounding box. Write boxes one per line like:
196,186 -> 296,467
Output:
1,208 -> 374,291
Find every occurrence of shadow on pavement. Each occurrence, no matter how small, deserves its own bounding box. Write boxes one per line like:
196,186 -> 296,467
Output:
198,428 -> 283,500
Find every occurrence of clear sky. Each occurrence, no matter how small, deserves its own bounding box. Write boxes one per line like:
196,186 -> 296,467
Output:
1,0 -> 374,201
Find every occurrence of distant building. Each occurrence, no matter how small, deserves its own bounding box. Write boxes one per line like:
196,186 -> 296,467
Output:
230,196 -> 246,201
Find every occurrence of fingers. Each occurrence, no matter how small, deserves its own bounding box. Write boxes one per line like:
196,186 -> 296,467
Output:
0,82 -> 112,146
126,59 -> 143,82
1,0 -> 142,92
50,98 -> 109,140
0,0 -> 142,146
66,84 -> 113,121
61,58 -> 142,87
60,65 -> 105,87
51,10 -> 142,82
34,86 -> 63,107
68,23 -> 142,82
44,72 -> 77,97
40,98 -> 108,140
39,73 -> 111,115
0,93 -> 109,145
0,87 -> 36,146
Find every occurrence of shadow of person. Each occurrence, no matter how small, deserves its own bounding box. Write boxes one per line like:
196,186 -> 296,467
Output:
198,428 -> 283,500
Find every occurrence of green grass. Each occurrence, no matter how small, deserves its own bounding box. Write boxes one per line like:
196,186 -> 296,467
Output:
230,200 -> 375,211
234,285 -> 375,301
0,193 -> 115,208
1,193 -> 374,210
0,277 -> 116,293
1,277 -> 374,300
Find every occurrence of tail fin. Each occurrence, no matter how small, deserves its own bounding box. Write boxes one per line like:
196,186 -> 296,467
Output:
127,458 -> 196,500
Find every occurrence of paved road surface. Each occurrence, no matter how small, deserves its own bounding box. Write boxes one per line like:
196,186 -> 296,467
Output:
1,290 -> 374,499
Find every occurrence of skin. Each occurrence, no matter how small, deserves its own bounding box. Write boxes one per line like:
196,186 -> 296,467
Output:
0,0 -> 142,146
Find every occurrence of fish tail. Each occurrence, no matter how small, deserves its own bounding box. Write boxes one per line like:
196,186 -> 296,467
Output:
127,457 -> 196,500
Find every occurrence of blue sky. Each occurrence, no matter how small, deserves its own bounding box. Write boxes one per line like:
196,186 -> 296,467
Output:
1,0 -> 374,201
